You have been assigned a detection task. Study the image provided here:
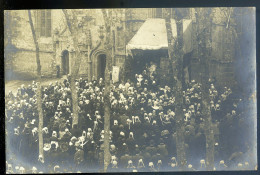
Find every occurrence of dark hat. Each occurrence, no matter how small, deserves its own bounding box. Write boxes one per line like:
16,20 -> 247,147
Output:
149,140 -> 155,146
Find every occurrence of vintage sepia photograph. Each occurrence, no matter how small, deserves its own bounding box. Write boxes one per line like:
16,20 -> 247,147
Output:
4,8 -> 257,173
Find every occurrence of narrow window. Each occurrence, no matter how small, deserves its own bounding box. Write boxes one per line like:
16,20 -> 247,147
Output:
37,10 -> 52,37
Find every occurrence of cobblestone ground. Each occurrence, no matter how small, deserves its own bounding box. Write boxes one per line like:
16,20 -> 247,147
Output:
5,77 -> 66,96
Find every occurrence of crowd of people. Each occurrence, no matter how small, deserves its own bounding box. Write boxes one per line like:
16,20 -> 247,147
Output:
5,62 -> 255,173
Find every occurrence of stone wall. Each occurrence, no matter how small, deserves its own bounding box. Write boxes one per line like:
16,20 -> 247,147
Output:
5,10 -> 56,80
11,50 -> 54,79
5,8 -> 239,86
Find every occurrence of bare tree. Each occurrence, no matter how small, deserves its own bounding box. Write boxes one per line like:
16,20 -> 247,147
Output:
62,9 -> 114,171
4,11 -> 14,80
195,8 -> 215,170
62,9 -> 82,127
164,8 -> 187,169
28,10 -> 44,162
101,9 -> 113,172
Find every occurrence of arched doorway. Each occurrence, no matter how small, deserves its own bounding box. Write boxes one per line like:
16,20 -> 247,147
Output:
97,54 -> 106,79
61,50 -> 69,75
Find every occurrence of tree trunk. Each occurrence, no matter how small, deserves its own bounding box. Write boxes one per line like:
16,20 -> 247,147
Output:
101,9 -> 113,172
103,55 -> 111,172
62,10 -> 82,127
28,10 -> 44,161
174,10 -> 187,169
4,11 -> 14,80
165,8 -> 186,169
164,9 -> 175,87
197,8 -> 215,170
70,76 -> 79,125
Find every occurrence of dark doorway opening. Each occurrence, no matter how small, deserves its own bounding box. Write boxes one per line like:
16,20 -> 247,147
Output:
130,49 -> 169,85
97,54 -> 106,79
131,49 -> 168,74
61,50 -> 69,75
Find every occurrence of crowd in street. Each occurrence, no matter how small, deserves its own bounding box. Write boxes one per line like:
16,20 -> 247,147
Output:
5,62 -> 254,173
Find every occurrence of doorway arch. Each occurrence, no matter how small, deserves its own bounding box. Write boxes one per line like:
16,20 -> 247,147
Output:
96,54 -> 106,79
91,49 -> 107,80
61,50 -> 69,75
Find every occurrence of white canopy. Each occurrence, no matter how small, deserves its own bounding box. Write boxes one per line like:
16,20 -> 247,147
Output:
126,18 -> 193,54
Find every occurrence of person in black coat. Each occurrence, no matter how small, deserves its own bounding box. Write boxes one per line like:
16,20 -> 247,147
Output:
74,147 -> 85,171
126,132 -> 135,155
107,160 -> 119,172
119,153 -> 131,169
118,143 -> 129,158
71,124 -> 81,138
157,142 -> 168,162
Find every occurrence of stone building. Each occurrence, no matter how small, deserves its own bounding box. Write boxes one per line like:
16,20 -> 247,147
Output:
4,8 -> 239,88
4,9 -> 110,80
